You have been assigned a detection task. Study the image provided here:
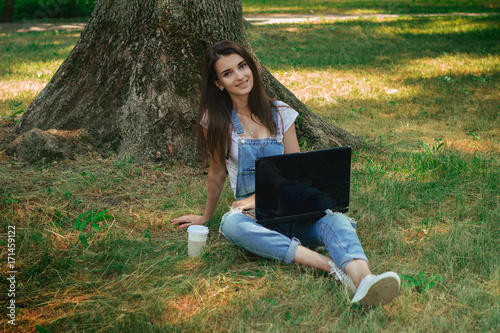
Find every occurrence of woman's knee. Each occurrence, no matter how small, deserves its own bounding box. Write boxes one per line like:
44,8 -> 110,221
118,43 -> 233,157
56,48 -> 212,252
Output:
323,210 -> 357,229
220,210 -> 247,239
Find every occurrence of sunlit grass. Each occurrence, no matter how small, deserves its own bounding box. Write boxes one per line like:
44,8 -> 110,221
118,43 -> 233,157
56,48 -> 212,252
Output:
0,31 -> 79,119
248,16 -> 500,153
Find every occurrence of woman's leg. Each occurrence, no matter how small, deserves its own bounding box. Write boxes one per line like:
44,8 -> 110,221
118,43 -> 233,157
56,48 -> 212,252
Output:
274,211 -> 369,279
293,242 -> 371,288
221,209 -> 399,305
344,259 -> 372,287
281,211 -> 400,305
293,245 -> 331,272
220,209 -> 300,264
221,211 -> 369,287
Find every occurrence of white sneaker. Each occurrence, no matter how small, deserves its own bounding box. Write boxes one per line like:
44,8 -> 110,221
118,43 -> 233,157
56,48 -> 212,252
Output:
328,260 -> 357,293
351,272 -> 400,306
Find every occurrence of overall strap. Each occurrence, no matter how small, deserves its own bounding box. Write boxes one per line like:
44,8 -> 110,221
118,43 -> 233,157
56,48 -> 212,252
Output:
231,108 -> 245,136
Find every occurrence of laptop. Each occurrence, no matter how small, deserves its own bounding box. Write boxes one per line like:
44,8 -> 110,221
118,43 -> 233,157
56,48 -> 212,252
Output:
253,146 -> 351,225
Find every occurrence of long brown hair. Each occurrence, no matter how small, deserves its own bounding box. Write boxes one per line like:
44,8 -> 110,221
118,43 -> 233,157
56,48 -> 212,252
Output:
196,40 -> 277,166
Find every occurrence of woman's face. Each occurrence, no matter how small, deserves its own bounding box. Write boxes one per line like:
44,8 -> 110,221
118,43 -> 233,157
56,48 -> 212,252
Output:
214,53 -> 254,99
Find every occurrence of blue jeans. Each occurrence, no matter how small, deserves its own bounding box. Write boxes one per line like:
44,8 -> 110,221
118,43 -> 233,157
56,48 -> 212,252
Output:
220,209 -> 368,271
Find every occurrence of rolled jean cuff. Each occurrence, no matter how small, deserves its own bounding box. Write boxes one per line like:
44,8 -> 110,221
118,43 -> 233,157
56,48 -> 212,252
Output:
284,237 -> 300,264
340,253 -> 369,272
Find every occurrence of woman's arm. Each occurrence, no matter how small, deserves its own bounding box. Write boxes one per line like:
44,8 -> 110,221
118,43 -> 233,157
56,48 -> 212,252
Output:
171,130 -> 228,227
171,158 -> 227,227
203,157 -> 228,220
283,122 -> 300,154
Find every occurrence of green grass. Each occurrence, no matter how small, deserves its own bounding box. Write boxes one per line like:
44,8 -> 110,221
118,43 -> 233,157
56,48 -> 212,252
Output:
247,15 -> 500,153
1,11 -> 499,333
243,0 -> 500,15
0,30 -> 81,120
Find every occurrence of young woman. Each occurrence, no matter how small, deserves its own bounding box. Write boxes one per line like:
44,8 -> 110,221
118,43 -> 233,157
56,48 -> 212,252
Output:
171,40 -> 400,306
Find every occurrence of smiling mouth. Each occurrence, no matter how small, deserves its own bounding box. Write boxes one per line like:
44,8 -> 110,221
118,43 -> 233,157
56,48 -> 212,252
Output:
237,80 -> 249,88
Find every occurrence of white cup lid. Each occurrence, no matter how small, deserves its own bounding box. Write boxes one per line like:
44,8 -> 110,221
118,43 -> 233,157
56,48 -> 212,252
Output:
187,225 -> 209,235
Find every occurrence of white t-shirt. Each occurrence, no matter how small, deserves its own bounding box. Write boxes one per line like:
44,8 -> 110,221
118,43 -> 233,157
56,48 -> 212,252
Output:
201,101 -> 299,196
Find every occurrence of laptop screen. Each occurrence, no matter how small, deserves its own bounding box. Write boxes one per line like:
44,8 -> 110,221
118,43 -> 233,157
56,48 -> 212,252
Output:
255,147 -> 351,224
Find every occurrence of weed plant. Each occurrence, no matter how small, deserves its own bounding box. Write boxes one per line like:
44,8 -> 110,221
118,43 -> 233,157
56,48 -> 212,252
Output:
0,12 -> 499,333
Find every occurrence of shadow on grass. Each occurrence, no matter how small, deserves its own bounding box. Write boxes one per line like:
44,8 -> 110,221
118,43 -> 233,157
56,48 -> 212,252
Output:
250,16 -> 500,70
244,1 -> 500,15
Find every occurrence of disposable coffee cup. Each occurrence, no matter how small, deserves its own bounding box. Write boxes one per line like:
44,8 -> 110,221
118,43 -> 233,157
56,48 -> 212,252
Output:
187,225 -> 209,257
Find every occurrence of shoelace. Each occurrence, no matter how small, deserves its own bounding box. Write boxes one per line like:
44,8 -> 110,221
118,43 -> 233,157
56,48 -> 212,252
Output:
329,260 -> 357,293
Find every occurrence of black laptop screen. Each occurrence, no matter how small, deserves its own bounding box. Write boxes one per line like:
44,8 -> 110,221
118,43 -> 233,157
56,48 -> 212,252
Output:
255,147 -> 351,224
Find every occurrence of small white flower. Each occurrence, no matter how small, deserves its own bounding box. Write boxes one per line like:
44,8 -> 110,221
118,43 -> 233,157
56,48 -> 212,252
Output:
37,71 -> 43,78
387,89 -> 398,94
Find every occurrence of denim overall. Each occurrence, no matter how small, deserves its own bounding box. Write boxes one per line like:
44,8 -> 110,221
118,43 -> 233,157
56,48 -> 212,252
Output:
220,107 -> 369,269
233,109 -> 284,200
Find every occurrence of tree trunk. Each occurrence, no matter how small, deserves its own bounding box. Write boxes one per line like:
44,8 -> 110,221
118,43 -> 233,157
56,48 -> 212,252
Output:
16,0 -> 363,163
1,0 -> 15,23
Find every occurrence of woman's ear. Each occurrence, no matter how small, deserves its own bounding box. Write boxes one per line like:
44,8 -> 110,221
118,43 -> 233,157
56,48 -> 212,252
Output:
214,80 -> 224,91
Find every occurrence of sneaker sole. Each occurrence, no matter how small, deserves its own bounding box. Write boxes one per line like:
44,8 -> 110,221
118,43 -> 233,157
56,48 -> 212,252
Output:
352,273 -> 400,306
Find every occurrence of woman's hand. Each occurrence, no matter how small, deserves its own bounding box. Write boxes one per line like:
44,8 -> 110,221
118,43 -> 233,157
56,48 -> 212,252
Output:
231,194 -> 255,211
170,215 -> 207,228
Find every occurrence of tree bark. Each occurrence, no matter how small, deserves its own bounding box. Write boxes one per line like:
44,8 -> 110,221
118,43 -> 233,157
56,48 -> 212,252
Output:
16,0 -> 363,163
1,0 -> 15,23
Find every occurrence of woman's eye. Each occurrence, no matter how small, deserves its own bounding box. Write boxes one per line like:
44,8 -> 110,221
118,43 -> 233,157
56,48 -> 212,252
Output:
223,72 -> 231,77
240,63 -> 247,69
